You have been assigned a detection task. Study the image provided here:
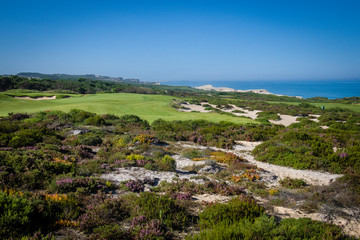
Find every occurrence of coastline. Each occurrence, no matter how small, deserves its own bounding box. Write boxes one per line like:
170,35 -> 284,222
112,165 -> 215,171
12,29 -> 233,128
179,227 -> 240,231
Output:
194,84 -> 303,99
157,80 -> 360,99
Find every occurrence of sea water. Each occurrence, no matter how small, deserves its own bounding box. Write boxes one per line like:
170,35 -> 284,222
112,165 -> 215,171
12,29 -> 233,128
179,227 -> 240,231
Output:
158,80 -> 360,99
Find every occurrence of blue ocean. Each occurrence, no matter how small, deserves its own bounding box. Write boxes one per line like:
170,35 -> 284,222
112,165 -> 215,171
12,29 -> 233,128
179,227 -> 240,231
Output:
157,80 -> 360,99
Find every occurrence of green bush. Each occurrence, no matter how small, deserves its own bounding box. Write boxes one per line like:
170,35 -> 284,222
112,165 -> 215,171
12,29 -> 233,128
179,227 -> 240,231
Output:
84,115 -> 106,126
130,192 -> 190,230
190,216 -> 348,240
0,191 -> 67,238
279,177 -> 307,189
79,198 -> 130,233
199,197 -> 264,228
78,133 -> 103,146
273,218 -> 345,239
189,214 -> 277,240
92,224 -> 129,240
0,191 -> 34,238
158,155 -> 176,171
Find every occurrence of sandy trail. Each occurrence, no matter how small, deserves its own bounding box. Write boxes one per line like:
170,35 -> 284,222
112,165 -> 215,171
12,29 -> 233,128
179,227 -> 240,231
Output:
100,166 -> 204,185
177,141 -> 342,186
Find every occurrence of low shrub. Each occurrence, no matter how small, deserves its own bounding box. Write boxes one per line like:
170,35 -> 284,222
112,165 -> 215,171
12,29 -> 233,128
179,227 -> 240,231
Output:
49,176 -> 113,194
78,133 -> 103,146
131,216 -> 167,240
130,192 -> 190,230
199,197 -> 264,228
279,177 -> 307,189
79,198 -> 130,233
92,224 -> 130,240
188,214 -> 277,240
158,155 -> 176,171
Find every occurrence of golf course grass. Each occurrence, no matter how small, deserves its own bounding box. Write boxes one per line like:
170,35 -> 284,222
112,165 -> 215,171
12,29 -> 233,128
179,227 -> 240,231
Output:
0,92 -> 256,124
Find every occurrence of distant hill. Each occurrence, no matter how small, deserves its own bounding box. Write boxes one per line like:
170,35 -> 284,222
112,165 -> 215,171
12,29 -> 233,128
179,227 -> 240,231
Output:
17,72 -> 140,84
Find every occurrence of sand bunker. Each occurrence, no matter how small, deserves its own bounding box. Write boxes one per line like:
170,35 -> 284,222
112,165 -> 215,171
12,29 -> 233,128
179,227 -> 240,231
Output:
176,103 -> 301,126
14,96 -> 56,100
178,103 -> 211,113
269,114 -> 299,127
221,105 -> 261,119
178,102 -> 261,119
309,114 -> 321,122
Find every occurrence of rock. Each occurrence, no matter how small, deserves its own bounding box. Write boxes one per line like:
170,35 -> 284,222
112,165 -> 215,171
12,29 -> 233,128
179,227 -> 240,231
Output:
198,165 -> 223,174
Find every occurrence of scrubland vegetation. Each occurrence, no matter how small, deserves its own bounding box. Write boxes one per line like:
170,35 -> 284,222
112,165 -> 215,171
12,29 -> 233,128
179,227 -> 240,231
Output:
1,75 -> 360,239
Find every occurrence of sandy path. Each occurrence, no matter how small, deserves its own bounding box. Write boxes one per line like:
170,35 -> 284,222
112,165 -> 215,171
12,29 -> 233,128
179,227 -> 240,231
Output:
14,96 -> 56,100
176,141 -> 342,186
100,166 -> 204,185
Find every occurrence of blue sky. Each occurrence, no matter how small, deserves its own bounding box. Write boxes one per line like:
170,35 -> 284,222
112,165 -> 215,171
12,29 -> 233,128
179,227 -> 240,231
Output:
1,0 -> 359,81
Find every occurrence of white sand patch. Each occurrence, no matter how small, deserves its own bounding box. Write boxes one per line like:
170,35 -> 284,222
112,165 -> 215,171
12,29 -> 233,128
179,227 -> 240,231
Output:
193,194 -> 231,203
14,96 -> 56,100
234,141 -> 263,151
269,114 -> 299,127
309,114 -> 320,122
100,167 -> 204,185
177,102 -> 261,119
221,105 -> 261,119
173,154 -> 207,170
178,103 -> 211,113
321,126 -> 329,129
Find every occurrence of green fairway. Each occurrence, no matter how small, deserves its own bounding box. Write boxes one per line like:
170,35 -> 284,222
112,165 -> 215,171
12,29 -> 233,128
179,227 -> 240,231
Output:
0,92 -> 256,124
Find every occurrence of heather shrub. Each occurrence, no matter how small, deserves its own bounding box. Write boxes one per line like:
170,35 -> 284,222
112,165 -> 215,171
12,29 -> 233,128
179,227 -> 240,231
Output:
79,198 -> 130,233
8,127 -> 54,148
131,216 -> 167,240
158,155 -> 176,171
84,115 -> 106,126
68,109 -> 95,124
0,191 -> 35,238
188,214 -> 277,240
0,191 -> 68,238
130,192 -> 190,230
117,114 -> 150,130
92,224 -> 130,240
49,176 -> 112,194
210,151 -> 244,165
182,149 -> 207,159
78,133 -> 103,146
133,134 -> 155,145
190,216 -> 348,240
199,197 -> 264,228
125,180 -> 145,193
256,111 -> 280,121
279,177 -> 307,189
273,218 -> 345,239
